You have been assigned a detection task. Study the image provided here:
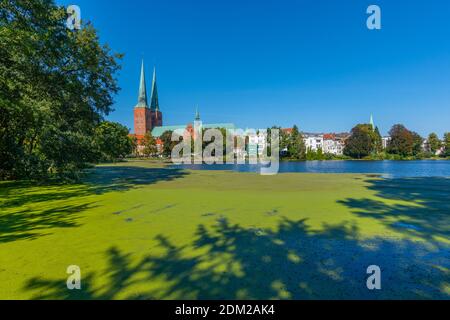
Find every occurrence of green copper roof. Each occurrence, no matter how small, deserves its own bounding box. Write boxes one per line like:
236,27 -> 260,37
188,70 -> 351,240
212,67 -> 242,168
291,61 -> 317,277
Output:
151,125 -> 186,137
202,123 -> 235,130
151,123 -> 236,137
150,68 -> 159,111
136,60 -> 148,108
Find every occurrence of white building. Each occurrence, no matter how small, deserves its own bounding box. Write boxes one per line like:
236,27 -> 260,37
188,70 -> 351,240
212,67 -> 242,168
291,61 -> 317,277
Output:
382,136 -> 391,150
323,140 -> 344,155
421,139 -> 430,153
422,139 -> 445,155
322,133 -> 348,156
247,130 -> 268,157
436,147 -> 445,156
304,134 -> 324,153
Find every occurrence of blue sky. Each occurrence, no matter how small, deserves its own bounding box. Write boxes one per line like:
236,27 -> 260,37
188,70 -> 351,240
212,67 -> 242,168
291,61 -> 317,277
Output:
58,0 -> 450,136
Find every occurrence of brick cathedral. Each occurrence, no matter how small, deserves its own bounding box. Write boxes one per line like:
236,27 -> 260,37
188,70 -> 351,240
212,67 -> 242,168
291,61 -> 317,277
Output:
132,60 -> 235,154
133,60 -> 163,140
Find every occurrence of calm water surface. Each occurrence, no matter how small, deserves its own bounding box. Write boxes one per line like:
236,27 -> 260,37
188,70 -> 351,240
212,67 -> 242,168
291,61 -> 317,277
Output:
174,160 -> 450,178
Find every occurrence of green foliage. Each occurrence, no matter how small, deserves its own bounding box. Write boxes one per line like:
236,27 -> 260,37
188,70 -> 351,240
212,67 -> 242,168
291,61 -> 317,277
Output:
286,125 -> 306,160
344,124 -> 380,159
386,124 -> 423,157
160,131 -> 175,157
444,133 -> 450,157
427,133 -> 441,154
373,127 -> 383,153
306,147 -> 325,161
142,132 -> 157,158
0,0 -> 122,180
93,122 -> 132,161
129,135 -> 138,157
265,126 -> 284,158
411,131 -> 424,156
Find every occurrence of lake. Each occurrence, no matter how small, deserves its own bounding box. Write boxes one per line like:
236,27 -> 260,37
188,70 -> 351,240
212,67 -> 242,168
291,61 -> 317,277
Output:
174,160 -> 450,178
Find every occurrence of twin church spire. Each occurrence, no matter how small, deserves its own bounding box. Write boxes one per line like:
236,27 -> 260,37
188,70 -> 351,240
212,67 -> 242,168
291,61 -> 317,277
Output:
137,60 -> 159,111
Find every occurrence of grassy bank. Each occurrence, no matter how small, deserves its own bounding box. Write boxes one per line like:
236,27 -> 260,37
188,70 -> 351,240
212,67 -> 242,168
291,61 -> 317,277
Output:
0,161 -> 448,299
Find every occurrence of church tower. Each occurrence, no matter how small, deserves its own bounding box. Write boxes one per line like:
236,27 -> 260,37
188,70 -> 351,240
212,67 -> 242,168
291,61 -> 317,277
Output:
134,60 -> 152,136
194,106 -> 202,140
134,61 -> 163,136
150,68 -> 163,127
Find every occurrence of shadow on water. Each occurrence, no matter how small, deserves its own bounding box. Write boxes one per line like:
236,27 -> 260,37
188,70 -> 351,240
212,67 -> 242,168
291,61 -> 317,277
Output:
338,177 -> 450,241
84,166 -> 188,194
0,203 -> 93,244
0,166 -> 188,243
24,218 -> 449,300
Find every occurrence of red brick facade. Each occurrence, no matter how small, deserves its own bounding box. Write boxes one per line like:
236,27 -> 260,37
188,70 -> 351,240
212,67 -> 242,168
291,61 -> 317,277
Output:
134,108 -> 152,137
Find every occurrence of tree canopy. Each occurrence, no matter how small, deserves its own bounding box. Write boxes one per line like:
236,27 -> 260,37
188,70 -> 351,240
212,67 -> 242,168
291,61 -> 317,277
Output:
344,124 -> 381,159
427,133 -> 441,154
386,124 -> 421,157
287,125 -> 306,160
93,122 -> 132,161
0,0 -> 122,180
142,132 -> 157,157
443,133 -> 450,157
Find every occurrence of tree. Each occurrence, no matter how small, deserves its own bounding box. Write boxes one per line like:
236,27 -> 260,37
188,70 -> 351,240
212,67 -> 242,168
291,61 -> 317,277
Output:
142,132 -> 157,157
427,133 -> 441,155
411,132 -> 424,157
344,124 -> 376,159
279,128 -> 290,155
130,135 -> 138,157
266,126 -> 287,158
0,0 -> 122,180
386,124 -> 415,157
287,125 -> 306,160
306,147 -> 325,161
373,127 -> 383,154
93,122 -> 132,161
443,132 -> 450,157
160,131 -> 175,157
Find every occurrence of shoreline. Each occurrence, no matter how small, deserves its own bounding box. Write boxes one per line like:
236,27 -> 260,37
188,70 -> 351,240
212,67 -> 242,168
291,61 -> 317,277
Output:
125,157 -> 450,163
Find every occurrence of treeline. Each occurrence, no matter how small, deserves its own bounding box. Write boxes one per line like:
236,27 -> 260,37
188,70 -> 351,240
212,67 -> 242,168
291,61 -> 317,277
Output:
139,124 -> 450,162
0,0 -> 130,180
344,124 -> 450,160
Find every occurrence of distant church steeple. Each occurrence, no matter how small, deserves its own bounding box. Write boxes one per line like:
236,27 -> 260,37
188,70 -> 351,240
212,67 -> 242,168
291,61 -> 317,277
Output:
150,68 -> 159,111
136,60 -> 148,108
134,60 -> 163,136
370,114 -> 375,130
195,106 -> 201,121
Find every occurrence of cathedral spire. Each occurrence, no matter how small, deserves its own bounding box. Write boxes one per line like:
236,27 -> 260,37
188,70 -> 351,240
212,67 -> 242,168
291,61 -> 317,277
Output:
137,60 -> 148,108
195,106 -> 200,121
370,114 -> 375,130
150,67 -> 159,111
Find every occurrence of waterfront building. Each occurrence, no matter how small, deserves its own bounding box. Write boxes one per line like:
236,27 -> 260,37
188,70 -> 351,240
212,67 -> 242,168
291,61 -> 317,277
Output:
382,136 -> 391,150
323,134 -> 346,156
304,134 -> 324,153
